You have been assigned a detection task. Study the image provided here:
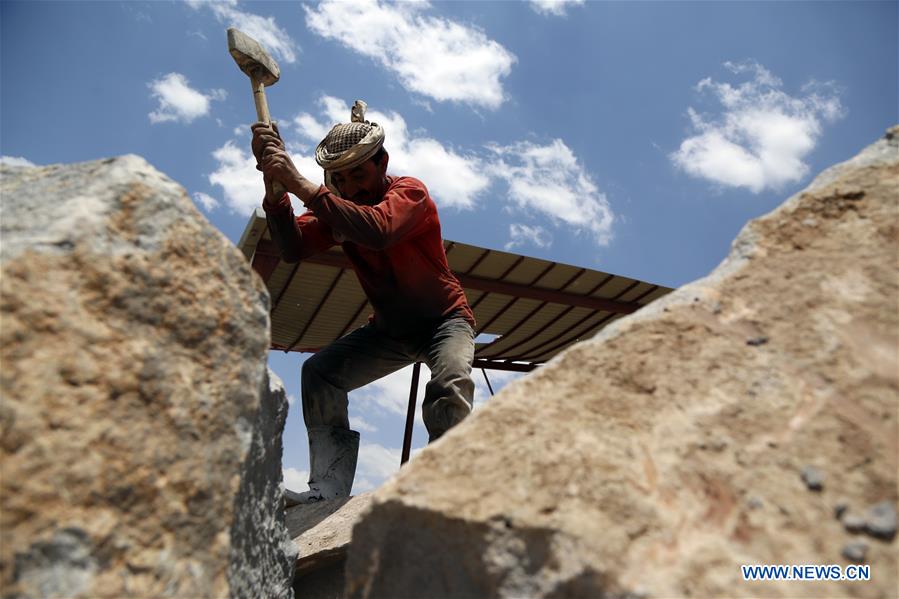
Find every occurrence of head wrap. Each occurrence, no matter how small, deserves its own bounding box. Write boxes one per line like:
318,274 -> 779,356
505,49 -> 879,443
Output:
315,100 -> 386,194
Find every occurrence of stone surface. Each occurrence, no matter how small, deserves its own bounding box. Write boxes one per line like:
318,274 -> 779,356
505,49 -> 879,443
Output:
288,494 -> 373,576
345,128 -> 899,598
229,369 -> 297,597
834,499 -> 850,520
800,466 -> 825,492
841,540 -> 869,563
842,513 -> 867,535
293,560 -> 347,599
0,156 -> 290,597
863,501 -> 897,541
286,494 -> 373,598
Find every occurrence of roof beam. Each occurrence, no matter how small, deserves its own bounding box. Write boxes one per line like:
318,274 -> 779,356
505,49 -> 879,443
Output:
284,247 -> 641,315
457,272 -> 639,315
472,359 -> 537,373
286,268 -> 346,351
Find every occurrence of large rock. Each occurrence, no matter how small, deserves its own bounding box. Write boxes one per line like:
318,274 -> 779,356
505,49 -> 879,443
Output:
287,493 -> 373,576
229,369 -> 297,598
0,156 -> 292,597
287,493 -> 373,598
345,128 -> 899,598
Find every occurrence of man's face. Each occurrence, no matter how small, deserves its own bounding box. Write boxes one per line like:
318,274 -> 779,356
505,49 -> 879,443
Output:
330,155 -> 388,205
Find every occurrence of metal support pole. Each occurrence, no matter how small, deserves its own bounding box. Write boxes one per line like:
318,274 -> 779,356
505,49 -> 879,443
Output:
481,368 -> 495,396
401,362 -> 422,465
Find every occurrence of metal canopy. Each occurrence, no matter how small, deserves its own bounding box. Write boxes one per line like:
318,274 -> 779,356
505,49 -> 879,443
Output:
238,208 -> 673,372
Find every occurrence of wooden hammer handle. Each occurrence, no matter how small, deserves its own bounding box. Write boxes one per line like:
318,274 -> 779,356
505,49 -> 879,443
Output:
252,78 -> 288,199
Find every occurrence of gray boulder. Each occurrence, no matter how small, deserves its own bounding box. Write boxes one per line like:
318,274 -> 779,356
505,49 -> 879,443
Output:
0,156 -> 292,597
229,369 -> 297,598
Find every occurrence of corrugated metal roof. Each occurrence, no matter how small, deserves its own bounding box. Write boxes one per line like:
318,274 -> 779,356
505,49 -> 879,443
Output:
238,208 -> 673,371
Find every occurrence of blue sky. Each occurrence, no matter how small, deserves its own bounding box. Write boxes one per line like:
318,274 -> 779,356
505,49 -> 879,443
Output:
2,0 -> 896,493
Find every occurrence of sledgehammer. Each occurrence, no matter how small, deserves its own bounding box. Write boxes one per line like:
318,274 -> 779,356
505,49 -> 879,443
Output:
227,27 -> 287,197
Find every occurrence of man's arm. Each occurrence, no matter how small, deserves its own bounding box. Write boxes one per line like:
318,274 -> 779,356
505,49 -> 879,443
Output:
253,124 -> 335,262
254,123 -> 432,250
253,123 -> 320,204
262,176 -> 335,263
305,181 -> 432,250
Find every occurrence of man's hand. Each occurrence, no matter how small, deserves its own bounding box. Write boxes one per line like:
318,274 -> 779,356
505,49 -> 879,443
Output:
251,121 -> 284,171
261,174 -> 279,208
261,146 -> 302,192
252,121 -> 321,205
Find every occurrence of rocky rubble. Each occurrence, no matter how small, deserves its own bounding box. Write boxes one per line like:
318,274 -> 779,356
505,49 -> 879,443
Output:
344,128 -> 899,598
1,156 -> 293,597
287,493 -> 373,597
229,369 -> 297,598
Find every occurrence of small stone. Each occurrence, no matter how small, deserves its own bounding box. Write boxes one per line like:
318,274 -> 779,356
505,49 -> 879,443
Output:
746,336 -> 769,346
747,497 -> 763,510
841,539 -> 868,562
864,501 -> 897,540
709,439 -> 728,451
800,465 -> 824,491
834,500 -> 850,519
842,513 -> 866,534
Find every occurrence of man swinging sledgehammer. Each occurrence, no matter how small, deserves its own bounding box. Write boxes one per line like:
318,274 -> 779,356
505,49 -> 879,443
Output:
252,101 -> 476,507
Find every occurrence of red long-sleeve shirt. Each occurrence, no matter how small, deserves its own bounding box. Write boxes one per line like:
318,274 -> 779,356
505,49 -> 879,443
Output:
263,176 -> 475,338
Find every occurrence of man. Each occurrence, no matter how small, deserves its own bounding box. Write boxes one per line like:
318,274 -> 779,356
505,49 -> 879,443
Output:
252,100 -> 476,506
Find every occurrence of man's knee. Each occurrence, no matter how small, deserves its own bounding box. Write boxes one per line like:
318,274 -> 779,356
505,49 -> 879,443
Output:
423,396 -> 471,442
301,351 -> 351,428
302,350 -> 340,388
423,370 -> 474,418
301,352 -> 322,381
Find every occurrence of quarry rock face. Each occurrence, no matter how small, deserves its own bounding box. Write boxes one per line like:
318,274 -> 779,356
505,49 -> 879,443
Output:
287,493 -> 373,597
0,156 -> 293,597
287,493 -> 373,576
345,129 -> 899,598
229,368 -> 297,598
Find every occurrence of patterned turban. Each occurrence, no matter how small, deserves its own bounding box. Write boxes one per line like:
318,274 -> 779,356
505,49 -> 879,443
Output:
315,100 -> 385,194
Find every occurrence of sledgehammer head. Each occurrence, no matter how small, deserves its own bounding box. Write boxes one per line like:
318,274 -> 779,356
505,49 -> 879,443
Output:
227,27 -> 280,86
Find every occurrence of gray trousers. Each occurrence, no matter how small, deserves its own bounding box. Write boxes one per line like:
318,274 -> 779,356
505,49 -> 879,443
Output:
302,314 -> 476,442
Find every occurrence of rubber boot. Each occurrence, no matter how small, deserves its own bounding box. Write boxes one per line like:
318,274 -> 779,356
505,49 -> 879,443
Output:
284,425 -> 360,507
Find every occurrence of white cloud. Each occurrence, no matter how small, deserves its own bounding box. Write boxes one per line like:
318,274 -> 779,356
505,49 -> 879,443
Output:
505,223 -> 552,251
253,95 -> 612,245
293,97 -> 489,209
293,112 -> 331,144
0,156 -> 36,167
286,393 -> 297,407
353,478 -> 376,494
282,466 -> 309,491
207,139 -> 322,215
349,414 -> 378,433
147,73 -> 226,124
353,442 -> 402,493
358,442 -> 402,480
192,191 -> 220,212
190,0 -> 297,64
208,141 -> 262,214
530,0 -> 585,17
671,60 -> 845,193
488,140 -> 615,246
304,0 -> 515,109
351,363 -> 429,418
